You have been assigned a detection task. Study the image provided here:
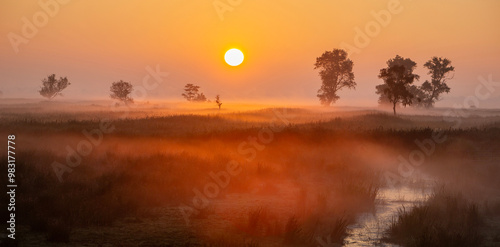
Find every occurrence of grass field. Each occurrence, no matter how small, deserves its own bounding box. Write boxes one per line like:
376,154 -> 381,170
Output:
1,100 -> 500,246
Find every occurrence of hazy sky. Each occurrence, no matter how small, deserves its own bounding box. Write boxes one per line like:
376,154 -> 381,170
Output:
1,0 -> 500,107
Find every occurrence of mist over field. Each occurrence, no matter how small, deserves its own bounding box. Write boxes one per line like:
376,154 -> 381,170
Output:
2,0 -> 500,246
0,100 -> 499,246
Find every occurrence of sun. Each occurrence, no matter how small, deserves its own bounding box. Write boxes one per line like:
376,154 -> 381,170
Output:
224,49 -> 244,66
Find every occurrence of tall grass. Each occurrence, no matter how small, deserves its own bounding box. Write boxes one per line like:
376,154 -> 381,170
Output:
385,189 -> 483,247
282,214 -> 350,246
1,108 -> 499,245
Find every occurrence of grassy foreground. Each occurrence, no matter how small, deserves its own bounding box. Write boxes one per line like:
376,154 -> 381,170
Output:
0,104 -> 499,246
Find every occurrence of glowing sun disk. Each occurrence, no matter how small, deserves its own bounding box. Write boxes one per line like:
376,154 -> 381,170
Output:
225,49 -> 244,66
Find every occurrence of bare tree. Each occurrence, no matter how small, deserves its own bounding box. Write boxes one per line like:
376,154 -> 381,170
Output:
215,95 -> 222,110
110,80 -> 134,104
420,57 -> 454,107
39,74 -> 70,100
314,49 -> 356,106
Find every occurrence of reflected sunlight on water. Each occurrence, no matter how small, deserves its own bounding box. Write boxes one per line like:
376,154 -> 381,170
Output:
344,184 -> 432,246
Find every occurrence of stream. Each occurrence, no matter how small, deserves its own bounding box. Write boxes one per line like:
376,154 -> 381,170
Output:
344,186 -> 432,246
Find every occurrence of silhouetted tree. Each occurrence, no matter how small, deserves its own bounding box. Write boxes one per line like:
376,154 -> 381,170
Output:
182,84 -> 207,102
39,74 -> 70,100
110,80 -> 133,104
377,84 -> 426,108
420,57 -> 454,107
314,49 -> 356,106
376,55 -> 422,112
375,84 -> 391,106
386,55 -> 420,80
378,64 -> 417,115
182,84 -> 199,101
407,85 -> 427,108
215,95 -> 222,110
194,93 -> 207,102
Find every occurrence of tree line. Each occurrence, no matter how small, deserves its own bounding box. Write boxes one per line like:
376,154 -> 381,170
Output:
37,48 -> 454,115
37,77 -> 224,109
315,49 -> 454,114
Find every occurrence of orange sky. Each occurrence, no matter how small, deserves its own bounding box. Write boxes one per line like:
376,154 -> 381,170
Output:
1,0 -> 499,107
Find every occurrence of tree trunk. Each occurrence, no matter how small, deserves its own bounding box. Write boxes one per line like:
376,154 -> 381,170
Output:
393,103 -> 396,115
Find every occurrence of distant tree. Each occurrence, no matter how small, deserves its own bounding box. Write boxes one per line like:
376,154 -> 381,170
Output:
39,74 -> 70,100
314,49 -> 356,106
375,84 -> 391,106
378,64 -> 417,115
377,84 -> 427,108
215,95 -> 222,110
420,57 -> 454,107
386,55 -> 420,81
110,80 -> 134,104
376,56 -> 421,113
194,93 -> 207,102
407,85 -> 428,108
182,84 -> 199,101
182,84 -> 207,102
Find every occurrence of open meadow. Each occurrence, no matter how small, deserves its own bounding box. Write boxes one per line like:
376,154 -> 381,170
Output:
1,100 -> 500,246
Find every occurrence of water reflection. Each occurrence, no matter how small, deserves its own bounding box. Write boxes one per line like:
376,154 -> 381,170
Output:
344,186 -> 432,246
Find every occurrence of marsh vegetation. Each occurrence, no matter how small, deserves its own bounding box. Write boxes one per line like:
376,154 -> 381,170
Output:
1,101 -> 499,246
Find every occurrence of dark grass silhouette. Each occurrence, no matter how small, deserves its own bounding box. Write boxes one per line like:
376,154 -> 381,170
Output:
385,189 -> 484,247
